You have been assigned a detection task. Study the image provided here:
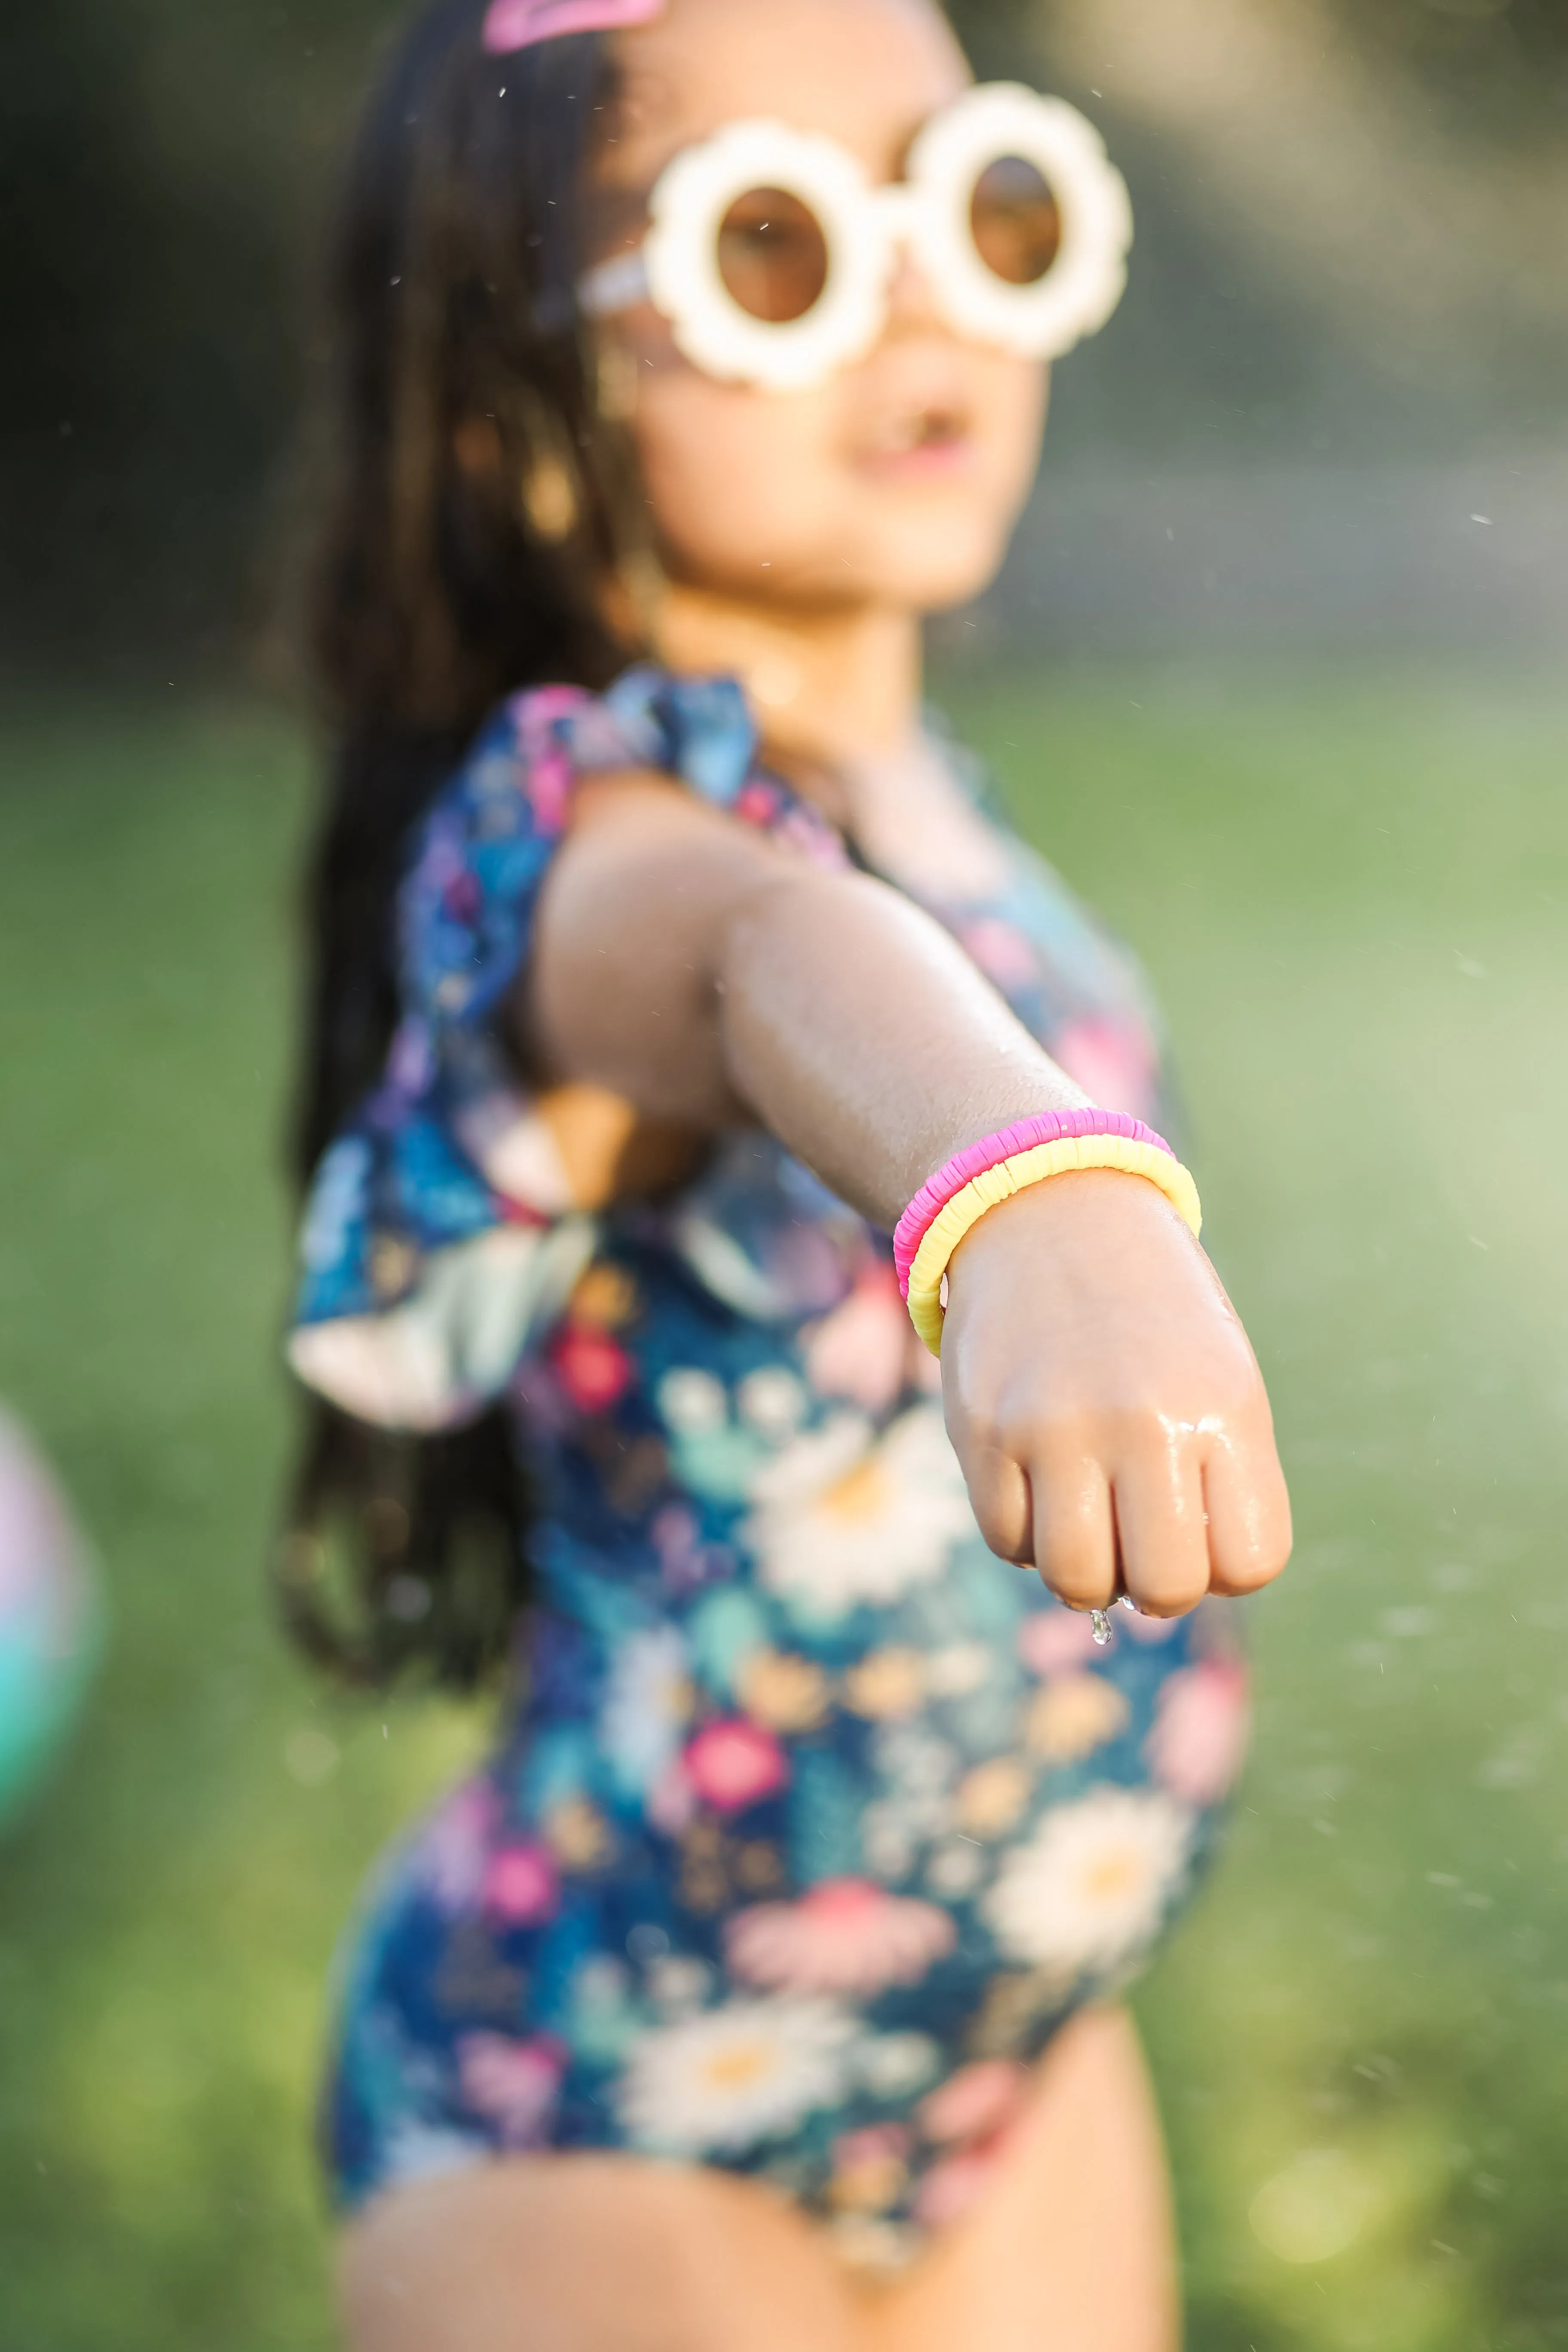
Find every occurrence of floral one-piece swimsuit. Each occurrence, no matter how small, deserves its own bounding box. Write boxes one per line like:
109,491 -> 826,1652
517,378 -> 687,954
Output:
292,665 -> 1250,2268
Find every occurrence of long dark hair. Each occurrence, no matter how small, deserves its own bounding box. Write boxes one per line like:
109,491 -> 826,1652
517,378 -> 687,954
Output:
279,0 -> 648,1688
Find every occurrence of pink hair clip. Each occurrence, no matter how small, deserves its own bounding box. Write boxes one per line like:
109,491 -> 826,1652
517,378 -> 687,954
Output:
481,0 -> 665,55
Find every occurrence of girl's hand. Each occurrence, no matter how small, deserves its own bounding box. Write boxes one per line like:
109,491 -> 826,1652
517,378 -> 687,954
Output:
940,1168 -> 1291,1616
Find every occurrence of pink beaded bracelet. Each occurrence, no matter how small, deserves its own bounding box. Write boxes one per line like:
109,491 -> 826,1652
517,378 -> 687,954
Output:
893,1110 -> 1176,1299
895,1111 -> 1203,1355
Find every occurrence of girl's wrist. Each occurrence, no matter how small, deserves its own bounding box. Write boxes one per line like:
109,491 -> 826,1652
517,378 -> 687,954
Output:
896,1110 -> 1202,1357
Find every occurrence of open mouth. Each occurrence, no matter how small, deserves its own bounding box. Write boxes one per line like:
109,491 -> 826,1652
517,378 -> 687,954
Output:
858,405 -> 973,475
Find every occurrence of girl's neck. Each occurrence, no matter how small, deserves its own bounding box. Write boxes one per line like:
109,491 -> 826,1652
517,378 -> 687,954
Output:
651,580 -> 1008,903
653,584 -> 922,773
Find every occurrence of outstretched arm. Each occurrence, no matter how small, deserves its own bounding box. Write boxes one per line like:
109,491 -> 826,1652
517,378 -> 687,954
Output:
529,775 -> 1291,1615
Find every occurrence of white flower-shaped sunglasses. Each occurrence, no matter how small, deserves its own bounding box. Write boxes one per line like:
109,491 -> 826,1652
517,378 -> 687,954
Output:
579,83 -> 1133,393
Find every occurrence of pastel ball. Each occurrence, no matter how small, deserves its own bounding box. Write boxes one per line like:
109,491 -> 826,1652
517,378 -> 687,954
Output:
0,1411 -> 102,1831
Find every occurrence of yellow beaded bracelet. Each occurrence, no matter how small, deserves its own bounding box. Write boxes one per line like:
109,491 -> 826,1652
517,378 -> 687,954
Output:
903,1133 -> 1204,1357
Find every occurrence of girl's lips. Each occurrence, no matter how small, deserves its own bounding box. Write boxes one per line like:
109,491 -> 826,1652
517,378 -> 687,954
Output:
855,416 -> 976,482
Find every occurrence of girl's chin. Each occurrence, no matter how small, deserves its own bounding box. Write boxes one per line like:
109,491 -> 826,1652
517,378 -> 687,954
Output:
851,530 -> 1011,612
671,518 -> 1009,611
847,481 -> 1018,582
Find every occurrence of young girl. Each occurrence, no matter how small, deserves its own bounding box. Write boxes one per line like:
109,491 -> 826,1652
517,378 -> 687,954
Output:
285,0 -> 1291,2343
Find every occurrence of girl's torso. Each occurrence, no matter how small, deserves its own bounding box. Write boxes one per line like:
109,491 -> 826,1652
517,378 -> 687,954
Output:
299,670 -> 1248,2259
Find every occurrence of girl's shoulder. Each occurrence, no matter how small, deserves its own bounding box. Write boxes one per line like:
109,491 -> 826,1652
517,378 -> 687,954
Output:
429,664 -> 841,839
402,667 -> 844,1029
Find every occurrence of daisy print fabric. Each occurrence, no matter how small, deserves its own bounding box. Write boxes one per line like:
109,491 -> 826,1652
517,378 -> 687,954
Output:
306,669 -> 1250,2251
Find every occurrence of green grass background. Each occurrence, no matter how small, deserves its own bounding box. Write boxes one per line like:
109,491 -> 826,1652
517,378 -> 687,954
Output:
2,674 -> 1565,2347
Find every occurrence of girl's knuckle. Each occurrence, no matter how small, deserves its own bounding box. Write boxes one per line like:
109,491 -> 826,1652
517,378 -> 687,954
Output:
975,1507 -> 1026,1565
1130,1571 -> 1208,1619
1041,1550 -> 1110,1608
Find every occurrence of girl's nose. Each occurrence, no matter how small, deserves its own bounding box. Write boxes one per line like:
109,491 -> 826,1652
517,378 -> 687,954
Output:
881,236 -> 947,337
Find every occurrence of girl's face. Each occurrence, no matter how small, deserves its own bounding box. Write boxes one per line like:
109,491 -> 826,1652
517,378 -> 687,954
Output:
596,0 -> 1049,616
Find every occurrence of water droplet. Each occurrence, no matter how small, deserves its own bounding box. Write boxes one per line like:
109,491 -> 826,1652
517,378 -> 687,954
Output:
1090,1608 -> 1112,1646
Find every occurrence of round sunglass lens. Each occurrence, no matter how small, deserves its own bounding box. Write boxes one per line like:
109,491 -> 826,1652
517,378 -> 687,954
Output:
970,155 -> 1062,286
716,187 -> 830,323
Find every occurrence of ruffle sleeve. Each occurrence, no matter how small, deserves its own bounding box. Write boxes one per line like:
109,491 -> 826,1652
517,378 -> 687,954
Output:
287,669 -> 762,1430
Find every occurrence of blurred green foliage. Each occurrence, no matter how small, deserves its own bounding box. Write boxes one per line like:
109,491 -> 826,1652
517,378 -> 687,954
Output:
3,671 -> 1567,2346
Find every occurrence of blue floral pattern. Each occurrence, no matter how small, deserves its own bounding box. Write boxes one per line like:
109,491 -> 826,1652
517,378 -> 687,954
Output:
297,668 -> 1249,2262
